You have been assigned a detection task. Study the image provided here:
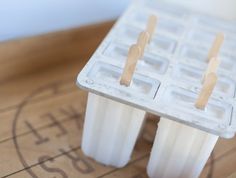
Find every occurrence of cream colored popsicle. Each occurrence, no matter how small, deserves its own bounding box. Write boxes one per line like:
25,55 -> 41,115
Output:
147,118 -> 218,178
81,93 -> 146,167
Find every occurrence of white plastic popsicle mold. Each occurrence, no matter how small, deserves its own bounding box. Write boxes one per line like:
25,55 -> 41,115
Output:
77,0 -> 236,139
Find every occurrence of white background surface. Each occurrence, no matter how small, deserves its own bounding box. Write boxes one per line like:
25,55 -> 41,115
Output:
0,0 -> 132,41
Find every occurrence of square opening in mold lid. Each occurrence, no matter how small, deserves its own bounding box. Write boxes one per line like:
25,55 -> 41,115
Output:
77,0 -> 236,138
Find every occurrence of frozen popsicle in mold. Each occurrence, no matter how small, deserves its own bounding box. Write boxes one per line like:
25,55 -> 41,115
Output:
82,99 -> 150,167
147,118 -> 218,178
82,68 -> 151,167
172,63 -> 236,97
103,42 -> 169,75
82,93 -> 146,167
180,33 -> 224,63
116,16 -> 177,54
179,45 -> 236,73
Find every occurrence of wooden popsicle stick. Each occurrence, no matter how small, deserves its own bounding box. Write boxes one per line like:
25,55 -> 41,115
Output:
195,73 -> 218,110
202,57 -> 220,83
120,44 -> 141,86
137,31 -> 150,58
207,33 -> 224,61
146,15 -> 158,43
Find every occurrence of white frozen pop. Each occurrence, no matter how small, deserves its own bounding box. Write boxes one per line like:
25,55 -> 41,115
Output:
82,93 -> 146,167
147,118 -> 218,178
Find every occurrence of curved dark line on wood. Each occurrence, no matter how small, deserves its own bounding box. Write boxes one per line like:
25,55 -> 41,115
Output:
12,82 -> 63,178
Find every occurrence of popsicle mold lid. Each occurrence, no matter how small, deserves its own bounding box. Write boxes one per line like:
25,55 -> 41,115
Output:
76,0 -> 236,138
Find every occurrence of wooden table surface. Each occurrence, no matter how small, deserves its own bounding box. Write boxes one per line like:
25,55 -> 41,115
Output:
0,21 -> 235,178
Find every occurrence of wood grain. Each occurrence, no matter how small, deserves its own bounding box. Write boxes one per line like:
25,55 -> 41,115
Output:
0,21 -> 235,178
0,21 -> 114,84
